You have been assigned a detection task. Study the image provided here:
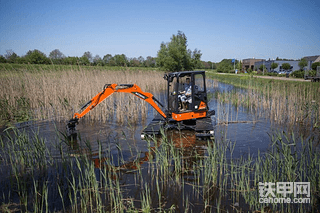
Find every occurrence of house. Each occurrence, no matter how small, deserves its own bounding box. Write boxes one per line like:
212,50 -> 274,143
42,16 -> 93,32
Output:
303,55 -> 320,70
255,60 -> 300,73
242,58 -> 264,71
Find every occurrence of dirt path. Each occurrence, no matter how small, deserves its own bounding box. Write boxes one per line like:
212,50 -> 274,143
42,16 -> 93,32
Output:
251,75 -> 310,82
215,73 -> 310,82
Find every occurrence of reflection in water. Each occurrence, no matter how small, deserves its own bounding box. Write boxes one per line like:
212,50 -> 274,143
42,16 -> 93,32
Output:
67,128 -> 208,172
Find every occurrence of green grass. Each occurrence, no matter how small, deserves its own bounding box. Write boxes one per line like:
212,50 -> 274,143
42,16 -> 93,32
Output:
207,71 -> 318,89
0,63 -> 163,74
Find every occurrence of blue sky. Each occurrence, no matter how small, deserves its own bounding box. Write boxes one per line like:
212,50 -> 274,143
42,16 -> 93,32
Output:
0,0 -> 319,62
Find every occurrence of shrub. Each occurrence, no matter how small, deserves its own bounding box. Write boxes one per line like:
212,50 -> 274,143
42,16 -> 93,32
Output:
267,72 -> 277,76
282,63 -> 291,71
312,62 -> 320,70
291,70 -> 304,78
308,70 -> 317,76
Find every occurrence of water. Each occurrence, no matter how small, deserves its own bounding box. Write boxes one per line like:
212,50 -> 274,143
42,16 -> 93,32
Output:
1,81 -> 318,212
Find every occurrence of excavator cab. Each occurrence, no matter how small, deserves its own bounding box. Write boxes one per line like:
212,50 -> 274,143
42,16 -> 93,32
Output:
166,71 -> 208,114
142,71 -> 215,139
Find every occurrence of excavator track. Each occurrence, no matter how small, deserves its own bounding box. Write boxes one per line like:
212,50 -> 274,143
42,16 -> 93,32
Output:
141,114 -> 215,140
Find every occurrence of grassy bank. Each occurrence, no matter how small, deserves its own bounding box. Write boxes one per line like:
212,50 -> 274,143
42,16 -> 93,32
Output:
0,64 -> 166,126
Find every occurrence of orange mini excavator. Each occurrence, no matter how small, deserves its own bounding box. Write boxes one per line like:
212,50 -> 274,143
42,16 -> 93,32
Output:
66,71 -> 216,140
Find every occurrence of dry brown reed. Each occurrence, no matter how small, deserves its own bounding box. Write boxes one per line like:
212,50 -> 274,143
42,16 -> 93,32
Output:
0,67 -> 166,124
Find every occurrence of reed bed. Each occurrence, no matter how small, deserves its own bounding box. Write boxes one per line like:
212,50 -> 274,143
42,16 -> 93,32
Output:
0,66 -> 166,125
0,126 -> 319,212
210,74 -> 320,135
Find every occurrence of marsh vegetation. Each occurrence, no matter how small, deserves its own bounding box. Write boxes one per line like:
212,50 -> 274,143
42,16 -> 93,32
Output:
0,66 -> 319,212
210,73 -> 320,136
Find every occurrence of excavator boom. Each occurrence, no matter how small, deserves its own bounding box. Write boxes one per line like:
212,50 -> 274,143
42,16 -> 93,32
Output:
67,84 -> 166,136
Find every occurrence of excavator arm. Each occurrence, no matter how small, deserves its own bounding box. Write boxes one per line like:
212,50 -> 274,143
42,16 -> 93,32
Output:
66,84 -> 166,136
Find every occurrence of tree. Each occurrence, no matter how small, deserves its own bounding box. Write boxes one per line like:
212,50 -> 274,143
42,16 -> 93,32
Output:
156,43 -> 168,68
103,54 -> 113,65
5,50 -> 19,63
216,59 -> 234,73
271,62 -> 278,72
298,58 -> 307,71
78,51 -> 93,65
113,54 -> 128,66
259,64 -> 266,71
25,49 -> 50,64
49,49 -> 65,64
49,49 -> 65,60
108,57 -> 117,66
93,55 -> 103,66
138,56 -> 145,67
201,61 -> 210,69
0,55 -> 6,63
4,50 -> 13,59
63,56 -> 78,65
79,56 -> 90,65
206,61 -> 216,69
16,57 -> 27,64
145,56 -> 156,67
191,49 -> 203,69
312,62 -> 320,70
82,51 -> 93,63
156,31 -> 201,71
236,60 -> 241,71
129,58 -> 140,67
282,63 -> 291,71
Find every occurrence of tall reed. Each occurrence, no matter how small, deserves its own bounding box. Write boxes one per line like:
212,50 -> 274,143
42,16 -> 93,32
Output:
0,67 -> 166,125
210,73 -> 320,135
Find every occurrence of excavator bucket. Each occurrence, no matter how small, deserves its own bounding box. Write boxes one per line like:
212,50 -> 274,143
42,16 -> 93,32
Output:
66,118 -> 78,141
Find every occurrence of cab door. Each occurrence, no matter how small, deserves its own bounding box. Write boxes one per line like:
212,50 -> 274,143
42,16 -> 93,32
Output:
192,73 -> 207,111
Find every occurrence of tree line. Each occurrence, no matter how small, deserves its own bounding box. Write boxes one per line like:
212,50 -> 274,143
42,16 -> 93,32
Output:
2,30 -> 318,73
0,48 -> 217,70
0,49 -> 157,67
0,31 -> 218,71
